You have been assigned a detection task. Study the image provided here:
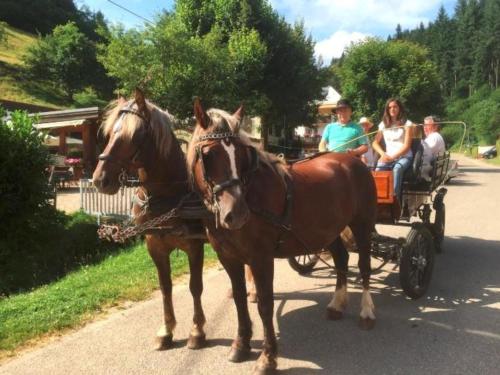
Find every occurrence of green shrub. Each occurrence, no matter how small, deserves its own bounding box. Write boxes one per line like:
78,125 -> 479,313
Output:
72,87 -> 107,108
0,109 -> 123,295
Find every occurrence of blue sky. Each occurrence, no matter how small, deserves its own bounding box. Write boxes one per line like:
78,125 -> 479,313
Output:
78,0 -> 457,63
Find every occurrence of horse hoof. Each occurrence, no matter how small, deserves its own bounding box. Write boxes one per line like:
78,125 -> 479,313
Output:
253,358 -> 278,375
248,292 -> 258,303
187,334 -> 206,350
155,334 -> 173,350
358,317 -> 376,330
252,367 -> 277,375
228,346 -> 251,363
326,307 -> 343,320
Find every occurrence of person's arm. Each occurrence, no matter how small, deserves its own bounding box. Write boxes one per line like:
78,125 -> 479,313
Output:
318,125 -> 330,152
318,139 -> 327,152
372,131 -> 386,157
391,125 -> 412,159
348,144 -> 368,156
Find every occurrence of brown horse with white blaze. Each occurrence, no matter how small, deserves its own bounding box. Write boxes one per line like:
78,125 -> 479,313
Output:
92,90 -> 207,350
187,99 -> 378,374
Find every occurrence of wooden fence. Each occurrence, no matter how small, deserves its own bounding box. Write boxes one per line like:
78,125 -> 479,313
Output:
80,179 -> 138,221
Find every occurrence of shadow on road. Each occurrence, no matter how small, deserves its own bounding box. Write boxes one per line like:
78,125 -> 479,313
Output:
269,235 -> 500,374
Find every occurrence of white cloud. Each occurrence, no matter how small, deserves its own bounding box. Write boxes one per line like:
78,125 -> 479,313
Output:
315,31 -> 369,65
269,0 -> 450,38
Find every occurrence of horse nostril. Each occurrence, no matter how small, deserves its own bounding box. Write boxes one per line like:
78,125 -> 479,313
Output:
225,213 -> 233,225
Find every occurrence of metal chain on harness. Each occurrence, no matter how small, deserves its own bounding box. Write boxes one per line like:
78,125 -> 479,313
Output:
97,193 -> 193,243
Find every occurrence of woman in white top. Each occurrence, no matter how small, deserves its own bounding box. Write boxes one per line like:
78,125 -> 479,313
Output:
372,98 -> 413,202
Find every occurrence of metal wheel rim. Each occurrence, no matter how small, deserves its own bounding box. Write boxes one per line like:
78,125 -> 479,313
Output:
408,233 -> 430,291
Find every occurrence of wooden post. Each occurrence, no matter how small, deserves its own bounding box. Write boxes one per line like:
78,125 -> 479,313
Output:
82,121 -> 98,177
58,130 -> 67,155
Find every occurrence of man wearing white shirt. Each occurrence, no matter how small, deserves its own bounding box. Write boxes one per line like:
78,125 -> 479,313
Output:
421,115 -> 446,181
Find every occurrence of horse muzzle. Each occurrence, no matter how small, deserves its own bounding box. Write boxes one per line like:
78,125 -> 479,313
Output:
217,187 -> 250,230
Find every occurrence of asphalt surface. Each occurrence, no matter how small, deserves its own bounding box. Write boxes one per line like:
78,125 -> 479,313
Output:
2,154 -> 500,375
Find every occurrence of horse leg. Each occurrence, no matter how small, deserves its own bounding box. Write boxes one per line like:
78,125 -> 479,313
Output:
245,265 -> 258,303
227,265 -> 257,303
326,236 -> 349,320
147,241 -> 176,349
350,223 -> 376,330
250,257 -> 278,374
218,255 -> 252,363
186,241 -> 207,349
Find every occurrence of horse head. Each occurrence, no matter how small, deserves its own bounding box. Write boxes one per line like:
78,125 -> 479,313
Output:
93,89 -> 175,194
187,99 -> 258,230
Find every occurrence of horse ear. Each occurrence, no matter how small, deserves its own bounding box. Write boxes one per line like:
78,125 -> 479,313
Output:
194,97 -> 208,129
134,88 -> 150,119
233,104 -> 244,121
117,96 -> 127,106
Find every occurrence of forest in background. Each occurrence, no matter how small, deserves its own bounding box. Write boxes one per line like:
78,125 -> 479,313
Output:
388,0 -> 500,145
1,0 -> 499,146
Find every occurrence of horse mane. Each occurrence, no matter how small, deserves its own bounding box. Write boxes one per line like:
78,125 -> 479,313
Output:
186,108 -> 288,185
101,99 -> 177,161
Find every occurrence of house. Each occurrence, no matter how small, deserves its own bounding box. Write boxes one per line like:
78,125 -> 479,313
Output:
33,107 -> 101,177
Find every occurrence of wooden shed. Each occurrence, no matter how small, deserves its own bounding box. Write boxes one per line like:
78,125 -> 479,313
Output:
33,107 -> 101,176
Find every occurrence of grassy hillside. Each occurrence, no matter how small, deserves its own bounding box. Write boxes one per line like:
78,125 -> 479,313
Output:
0,24 -> 67,109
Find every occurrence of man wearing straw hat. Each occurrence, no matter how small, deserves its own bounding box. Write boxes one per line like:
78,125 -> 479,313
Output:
318,99 -> 368,156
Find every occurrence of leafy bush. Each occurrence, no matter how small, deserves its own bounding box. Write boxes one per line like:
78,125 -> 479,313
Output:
446,86 -> 500,146
72,87 -> 107,108
0,109 -> 122,295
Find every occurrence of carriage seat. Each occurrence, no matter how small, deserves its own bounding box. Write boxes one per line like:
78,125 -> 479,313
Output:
402,138 -> 425,188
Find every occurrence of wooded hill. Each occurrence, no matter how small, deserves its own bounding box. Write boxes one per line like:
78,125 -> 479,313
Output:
390,0 -> 500,144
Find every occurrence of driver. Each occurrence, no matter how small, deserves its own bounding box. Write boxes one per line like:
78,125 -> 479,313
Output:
318,99 -> 368,156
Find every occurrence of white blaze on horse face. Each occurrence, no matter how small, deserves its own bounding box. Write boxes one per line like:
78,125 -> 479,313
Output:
221,140 -> 242,194
113,113 -> 125,134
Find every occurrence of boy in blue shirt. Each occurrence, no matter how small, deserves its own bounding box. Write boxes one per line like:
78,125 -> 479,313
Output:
318,99 -> 368,156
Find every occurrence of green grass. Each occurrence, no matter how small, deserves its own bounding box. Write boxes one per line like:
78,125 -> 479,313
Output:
0,242 -> 218,360
0,24 -> 66,108
0,25 -> 36,65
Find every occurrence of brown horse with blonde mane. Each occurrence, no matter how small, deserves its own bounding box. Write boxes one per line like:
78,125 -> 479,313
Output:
92,90 -> 208,350
187,99 -> 378,374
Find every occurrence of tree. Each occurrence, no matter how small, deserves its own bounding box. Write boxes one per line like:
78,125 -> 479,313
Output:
336,38 -> 442,122
0,21 -> 7,45
99,0 -> 323,148
0,0 -> 78,35
24,22 -> 101,99
453,0 -> 482,97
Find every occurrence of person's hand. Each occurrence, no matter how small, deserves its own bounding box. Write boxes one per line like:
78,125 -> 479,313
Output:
380,153 -> 394,163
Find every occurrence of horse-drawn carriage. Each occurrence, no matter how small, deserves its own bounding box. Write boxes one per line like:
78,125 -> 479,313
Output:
289,143 -> 450,299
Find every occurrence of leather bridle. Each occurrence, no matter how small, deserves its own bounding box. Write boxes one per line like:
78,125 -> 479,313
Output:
193,132 -> 259,212
98,100 -> 150,181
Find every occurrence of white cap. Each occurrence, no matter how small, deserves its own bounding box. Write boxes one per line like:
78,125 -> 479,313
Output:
359,116 -> 373,126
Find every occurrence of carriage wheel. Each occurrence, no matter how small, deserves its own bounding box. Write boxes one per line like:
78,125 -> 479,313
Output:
288,254 -> 320,275
432,204 -> 446,253
399,224 -> 435,299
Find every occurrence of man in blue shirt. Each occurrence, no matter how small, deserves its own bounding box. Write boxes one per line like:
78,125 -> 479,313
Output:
318,99 -> 368,156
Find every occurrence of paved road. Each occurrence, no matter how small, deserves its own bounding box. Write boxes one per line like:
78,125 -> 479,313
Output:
2,155 -> 500,375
